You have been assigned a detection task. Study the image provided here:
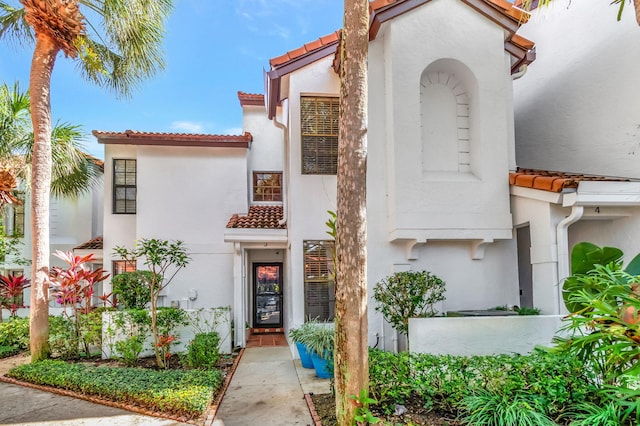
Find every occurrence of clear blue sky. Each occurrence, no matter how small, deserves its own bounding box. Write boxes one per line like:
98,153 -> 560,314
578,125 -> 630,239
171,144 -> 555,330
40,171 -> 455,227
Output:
0,0 -> 344,159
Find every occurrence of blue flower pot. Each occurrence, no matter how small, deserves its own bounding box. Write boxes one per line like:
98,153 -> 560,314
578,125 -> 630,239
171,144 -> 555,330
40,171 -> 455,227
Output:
295,342 -> 314,369
310,350 -> 333,379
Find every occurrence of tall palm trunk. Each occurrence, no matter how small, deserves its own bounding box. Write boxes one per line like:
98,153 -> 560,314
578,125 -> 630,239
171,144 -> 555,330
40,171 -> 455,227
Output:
28,34 -> 58,362
334,0 -> 369,423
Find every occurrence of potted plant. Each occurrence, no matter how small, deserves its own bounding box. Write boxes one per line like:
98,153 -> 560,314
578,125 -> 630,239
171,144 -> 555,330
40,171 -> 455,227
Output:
289,322 -> 314,369
304,323 -> 334,379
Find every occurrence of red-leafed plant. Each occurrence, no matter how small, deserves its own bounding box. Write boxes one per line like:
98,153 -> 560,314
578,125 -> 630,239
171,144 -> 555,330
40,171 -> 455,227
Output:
155,334 -> 178,368
49,251 -> 110,357
0,274 -> 30,319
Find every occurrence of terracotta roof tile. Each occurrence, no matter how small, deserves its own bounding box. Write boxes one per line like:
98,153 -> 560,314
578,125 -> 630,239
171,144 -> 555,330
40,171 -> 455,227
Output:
511,33 -> 535,50
510,169 -> 629,193
237,91 -> 264,107
485,0 -> 530,23
226,205 -> 286,229
269,30 -> 341,68
93,130 -> 252,148
74,236 -> 103,250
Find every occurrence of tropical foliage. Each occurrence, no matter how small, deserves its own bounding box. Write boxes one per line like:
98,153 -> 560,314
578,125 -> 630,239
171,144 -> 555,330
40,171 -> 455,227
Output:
0,0 -> 173,361
113,239 -> 190,368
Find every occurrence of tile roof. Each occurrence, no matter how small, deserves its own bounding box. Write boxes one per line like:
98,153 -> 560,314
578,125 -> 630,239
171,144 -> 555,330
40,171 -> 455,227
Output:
74,236 -> 103,250
238,91 -> 265,107
265,0 -> 535,118
226,205 -> 286,229
269,31 -> 341,68
509,169 -> 630,193
93,130 -> 252,148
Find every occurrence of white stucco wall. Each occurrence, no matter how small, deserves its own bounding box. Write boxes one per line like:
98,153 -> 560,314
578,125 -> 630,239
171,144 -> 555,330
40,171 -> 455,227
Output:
102,144 -> 248,310
284,56 -> 340,340
374,0 -> 514,240
409,315 -> 565,356
514,0 -> 640,178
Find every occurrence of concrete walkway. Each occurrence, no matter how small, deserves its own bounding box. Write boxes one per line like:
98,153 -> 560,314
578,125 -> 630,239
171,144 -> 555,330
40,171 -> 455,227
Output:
0,345 -> 331,426
213,346 -> 330,426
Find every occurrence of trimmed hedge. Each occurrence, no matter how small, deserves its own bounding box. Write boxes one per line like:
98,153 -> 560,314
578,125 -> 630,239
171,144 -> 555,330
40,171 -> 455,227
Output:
369,348 -> 598,418
8,360 -> 223,418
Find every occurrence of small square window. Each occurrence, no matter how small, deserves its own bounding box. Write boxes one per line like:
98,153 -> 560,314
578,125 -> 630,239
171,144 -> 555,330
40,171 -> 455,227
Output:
253,172 -> 282,202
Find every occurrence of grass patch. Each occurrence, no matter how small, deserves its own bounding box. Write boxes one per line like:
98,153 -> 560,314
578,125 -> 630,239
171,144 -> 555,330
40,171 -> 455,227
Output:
0,345 -> 19,359
7,360 -> 223,418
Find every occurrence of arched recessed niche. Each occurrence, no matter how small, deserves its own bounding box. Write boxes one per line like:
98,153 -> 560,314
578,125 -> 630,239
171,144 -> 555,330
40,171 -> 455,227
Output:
420,59 -> 477,176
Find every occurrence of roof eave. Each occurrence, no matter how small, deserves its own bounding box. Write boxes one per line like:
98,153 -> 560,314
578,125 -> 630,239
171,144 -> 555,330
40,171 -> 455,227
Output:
266,42 -> 339,119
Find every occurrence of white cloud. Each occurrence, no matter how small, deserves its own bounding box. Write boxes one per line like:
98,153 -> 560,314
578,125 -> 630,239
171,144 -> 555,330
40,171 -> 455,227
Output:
170,121 -> 204,133
224,127 -> 244,135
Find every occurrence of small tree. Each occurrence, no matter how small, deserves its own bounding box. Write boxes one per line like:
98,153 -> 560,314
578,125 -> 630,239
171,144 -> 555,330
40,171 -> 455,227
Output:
373,270 -> 446,349
113,239 -> 190,368
49,251 -> 110,357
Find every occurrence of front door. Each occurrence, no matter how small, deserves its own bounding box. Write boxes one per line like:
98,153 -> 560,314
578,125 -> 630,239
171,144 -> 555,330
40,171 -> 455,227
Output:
254,263 -> 283,327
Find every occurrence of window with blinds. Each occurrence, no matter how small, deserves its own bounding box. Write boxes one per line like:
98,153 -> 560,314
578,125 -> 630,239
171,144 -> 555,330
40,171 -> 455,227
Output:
113,159 -> 137,214
253,172 -> 283,202
301,96 -> 339,175
112,260 -> 136,275
303,240 -> 335,321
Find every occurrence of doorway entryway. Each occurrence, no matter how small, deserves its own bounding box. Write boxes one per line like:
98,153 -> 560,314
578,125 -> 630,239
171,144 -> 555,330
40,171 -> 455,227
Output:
253,263 -> 283,328
517,225 -> 534,308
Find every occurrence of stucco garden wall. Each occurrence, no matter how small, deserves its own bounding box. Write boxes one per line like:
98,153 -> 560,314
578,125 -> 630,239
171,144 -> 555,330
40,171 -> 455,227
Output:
409,315 -> 564,356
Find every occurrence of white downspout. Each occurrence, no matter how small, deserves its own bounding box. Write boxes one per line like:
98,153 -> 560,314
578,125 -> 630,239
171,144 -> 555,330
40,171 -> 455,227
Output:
272,98 -> 289,226
555,205 -> 584,313
512,64 -> 528,80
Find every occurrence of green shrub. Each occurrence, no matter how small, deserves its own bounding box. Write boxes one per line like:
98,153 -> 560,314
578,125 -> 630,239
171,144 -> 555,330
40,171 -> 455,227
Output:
114,336 -> 145,366
368,348 -> 597,418
7,360 -> 223,418
372,270 -> 446,337
460,391 -> 557,426
111,271 -> 153,309
48,315 -> 78,359
184,332 -> 220,369
0,345 -> 19,358
0,317 -> 29,349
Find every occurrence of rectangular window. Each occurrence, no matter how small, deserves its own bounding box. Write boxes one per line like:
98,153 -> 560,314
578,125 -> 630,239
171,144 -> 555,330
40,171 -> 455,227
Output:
303,240 -> 335,321
301,96 -> 339,175
113,159 -> 137,214
112,260 -> 136,275
12,194 -> 24,236
253,172 -> 282,202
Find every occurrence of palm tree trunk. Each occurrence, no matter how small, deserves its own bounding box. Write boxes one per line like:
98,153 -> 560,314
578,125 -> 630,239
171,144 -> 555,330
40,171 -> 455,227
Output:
334,0 -> 369,423
29,34 -> 58,362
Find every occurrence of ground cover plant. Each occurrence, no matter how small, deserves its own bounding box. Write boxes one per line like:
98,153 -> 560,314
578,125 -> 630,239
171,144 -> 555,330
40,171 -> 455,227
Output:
0,345 -> 19,358
313,348 -> 611,425
7,360 -> 223,419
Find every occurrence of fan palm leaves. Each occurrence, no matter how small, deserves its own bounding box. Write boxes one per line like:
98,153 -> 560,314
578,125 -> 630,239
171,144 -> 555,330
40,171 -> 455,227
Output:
0,0 -> 173,360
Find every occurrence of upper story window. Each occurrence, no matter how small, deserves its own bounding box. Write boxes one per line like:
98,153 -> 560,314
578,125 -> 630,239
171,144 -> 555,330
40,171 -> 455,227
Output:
113,159 -> 136,214
301,96 -> 339,175
253,172 -> 282,202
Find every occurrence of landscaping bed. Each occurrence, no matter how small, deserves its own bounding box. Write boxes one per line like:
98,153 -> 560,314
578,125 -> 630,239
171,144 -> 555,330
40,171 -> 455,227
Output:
5,351 -> 239,421
306,348 -> 628,426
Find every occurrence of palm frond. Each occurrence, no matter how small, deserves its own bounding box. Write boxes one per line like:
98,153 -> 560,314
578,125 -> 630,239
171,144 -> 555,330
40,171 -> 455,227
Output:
75,0 -> 173,98
0,1 -> 33,45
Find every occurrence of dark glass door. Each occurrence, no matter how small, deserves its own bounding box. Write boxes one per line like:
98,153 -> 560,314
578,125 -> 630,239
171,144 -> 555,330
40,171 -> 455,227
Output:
254,263 -> 283,327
